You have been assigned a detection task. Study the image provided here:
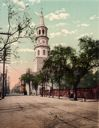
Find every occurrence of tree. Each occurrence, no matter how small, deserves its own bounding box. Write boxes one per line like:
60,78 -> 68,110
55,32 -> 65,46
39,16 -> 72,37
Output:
43,45 -> 75,98
71,36 -> 99,100
63,36 -> 99,100
42,36 -> 99,100
38,70 -> 49,97
0,3 -> 34,52
20,69 -> 34,95
79,71 -> 98,88
32,74 -> 42,96
43,57 -> 54,97
0,2 -> 35,98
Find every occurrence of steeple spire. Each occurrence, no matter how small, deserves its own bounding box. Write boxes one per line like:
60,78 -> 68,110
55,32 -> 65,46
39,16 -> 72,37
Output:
39,9 -> 45,26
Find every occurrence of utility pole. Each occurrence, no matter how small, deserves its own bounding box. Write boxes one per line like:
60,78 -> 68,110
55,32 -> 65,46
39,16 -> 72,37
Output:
2,48 -> 6,98
0,32 -> 11,99
1,47 -> 11,99
5,67 -> 8,96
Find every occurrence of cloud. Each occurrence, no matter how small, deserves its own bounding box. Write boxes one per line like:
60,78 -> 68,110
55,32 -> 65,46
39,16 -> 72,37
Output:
55,22 -> 66,27
77,23 -> 89,27
18,48 -> 34,52
50,32 -> 61,38
11,0 -> 26,10
61,29 -> 76,35
45,8 -> 70,21
77,32 -> 93,39
2,3 -> 6,7
73,20 -> 80,24
89,15 -> 99,20
50,29 -> 77,38
28,0 -> 40,4
34,12 -> 40,16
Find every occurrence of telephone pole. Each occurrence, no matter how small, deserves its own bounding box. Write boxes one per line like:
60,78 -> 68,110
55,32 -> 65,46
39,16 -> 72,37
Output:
0,31 -> 11,99
1,46 -> 11,98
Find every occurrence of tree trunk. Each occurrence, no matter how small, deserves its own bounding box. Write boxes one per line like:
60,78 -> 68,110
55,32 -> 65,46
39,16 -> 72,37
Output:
51,80 -> 54,98
73,86 -> 78,101
36,89 -> 37,96
73,79 -> 80,101
35,85 -> 38,96
41,83 -> 43,97
29,82 -> 31,95
2,52 -> 6,99
58,80 -> 61,99
44,82 -> 45,97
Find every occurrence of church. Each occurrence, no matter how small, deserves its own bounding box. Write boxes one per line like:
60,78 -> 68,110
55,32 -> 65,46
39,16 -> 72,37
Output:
24,11 -> 50,95
33,10 -> 50,73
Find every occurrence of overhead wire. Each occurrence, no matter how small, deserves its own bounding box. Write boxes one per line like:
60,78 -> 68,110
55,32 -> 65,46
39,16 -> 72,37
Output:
7,64 -> 21,75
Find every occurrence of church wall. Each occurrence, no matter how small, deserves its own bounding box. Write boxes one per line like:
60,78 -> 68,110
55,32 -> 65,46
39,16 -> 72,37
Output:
35,47 -> 49,58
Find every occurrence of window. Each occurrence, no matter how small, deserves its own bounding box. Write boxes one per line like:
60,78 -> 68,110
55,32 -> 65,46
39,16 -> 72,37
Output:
39,30 -> 41,35
43,50 -> 45,55
42,29 -> 44,34
38,50 -> 40,55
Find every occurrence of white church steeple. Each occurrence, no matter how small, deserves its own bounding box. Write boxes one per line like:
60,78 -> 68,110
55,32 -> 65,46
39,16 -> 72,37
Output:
33,10 -> 50,72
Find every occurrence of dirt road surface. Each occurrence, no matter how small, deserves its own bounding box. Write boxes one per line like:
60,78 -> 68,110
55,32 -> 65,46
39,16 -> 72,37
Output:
0,96 -> 98,128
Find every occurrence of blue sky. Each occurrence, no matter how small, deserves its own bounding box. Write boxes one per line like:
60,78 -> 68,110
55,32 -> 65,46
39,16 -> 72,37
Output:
0,0 -> 99,88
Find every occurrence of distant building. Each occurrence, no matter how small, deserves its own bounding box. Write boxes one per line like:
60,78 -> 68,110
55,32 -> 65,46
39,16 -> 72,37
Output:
11,84 -> 22,94
33,11 -> 50,73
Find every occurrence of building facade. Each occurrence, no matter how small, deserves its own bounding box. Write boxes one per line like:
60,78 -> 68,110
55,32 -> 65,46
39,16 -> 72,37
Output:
33,11 -> 50,73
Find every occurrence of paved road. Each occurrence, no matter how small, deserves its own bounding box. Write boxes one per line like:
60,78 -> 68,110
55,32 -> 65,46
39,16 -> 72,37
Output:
0,96 -> 98,128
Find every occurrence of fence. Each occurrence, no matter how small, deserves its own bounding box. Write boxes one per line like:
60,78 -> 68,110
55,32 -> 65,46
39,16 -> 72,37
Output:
40,86 -> 99,100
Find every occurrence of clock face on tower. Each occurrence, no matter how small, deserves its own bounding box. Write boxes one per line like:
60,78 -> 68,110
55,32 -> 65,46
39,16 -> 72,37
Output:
42,39 -> 45,44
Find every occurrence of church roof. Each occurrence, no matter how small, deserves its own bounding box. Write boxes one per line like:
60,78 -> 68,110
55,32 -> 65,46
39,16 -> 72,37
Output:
39,10 -> 45,26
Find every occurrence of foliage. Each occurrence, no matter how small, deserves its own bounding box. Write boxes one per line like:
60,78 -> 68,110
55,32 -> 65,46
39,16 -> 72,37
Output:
43,45 -> 75,98
20,72 -> 34,85
20,70 -> 47,95
42,36 -> 99,100
0,2 -> 35,61
79,70 -> 99,88
0,2 -> 35,97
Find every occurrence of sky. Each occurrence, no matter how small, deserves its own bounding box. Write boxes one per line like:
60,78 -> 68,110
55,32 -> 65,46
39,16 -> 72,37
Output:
0,0 -> 99,89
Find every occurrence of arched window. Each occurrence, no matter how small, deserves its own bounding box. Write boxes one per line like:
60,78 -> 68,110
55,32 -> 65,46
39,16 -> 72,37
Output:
38,50 -> 40,56
42,29 -> 44,34
43,50 -> 45,55
48,51 -> 50,55
39,30 -> 41,35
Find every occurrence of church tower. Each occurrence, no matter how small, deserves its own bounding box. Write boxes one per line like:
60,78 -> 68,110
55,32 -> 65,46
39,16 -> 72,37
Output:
33,11 -> 50,72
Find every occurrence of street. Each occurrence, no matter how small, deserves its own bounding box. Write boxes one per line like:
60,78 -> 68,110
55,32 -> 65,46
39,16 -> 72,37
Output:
0,96 -> 98,128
